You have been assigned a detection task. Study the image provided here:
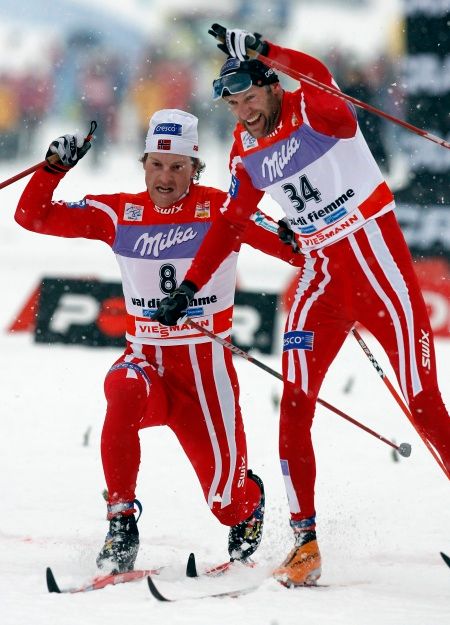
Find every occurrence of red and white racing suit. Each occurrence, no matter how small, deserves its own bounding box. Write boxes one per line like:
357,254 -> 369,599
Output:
183,43 -> 450,521
16,167 -> 300,525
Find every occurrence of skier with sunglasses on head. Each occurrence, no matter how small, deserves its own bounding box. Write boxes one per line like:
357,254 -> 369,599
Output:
152,26 -> 450,587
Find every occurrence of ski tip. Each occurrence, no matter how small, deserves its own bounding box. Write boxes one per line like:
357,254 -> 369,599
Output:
440,552 -> 450,568
46,567 -> 61,593
147,575 -> 171,601
186,552 -> 198,578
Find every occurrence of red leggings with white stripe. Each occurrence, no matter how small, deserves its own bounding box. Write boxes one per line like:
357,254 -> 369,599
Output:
281,211 -> 450,520
101,339 -> 260,526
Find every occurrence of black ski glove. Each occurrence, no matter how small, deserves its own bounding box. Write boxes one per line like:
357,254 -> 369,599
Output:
151,281 -> 197,326
277,218 -> 300,253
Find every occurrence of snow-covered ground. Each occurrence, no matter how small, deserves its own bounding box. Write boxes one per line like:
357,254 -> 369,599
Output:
0,141 -> 449,624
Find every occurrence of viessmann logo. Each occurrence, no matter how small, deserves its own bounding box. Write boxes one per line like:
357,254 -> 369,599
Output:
262,136 -> 301,183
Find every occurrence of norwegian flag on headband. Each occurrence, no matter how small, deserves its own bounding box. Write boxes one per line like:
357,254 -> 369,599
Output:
157,139 -> 171,150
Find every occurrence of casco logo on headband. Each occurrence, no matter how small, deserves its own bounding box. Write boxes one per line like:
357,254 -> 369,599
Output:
154,123 -> 182,136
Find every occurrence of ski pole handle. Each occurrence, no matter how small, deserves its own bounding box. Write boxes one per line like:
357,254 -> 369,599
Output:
256,53 -> 450,150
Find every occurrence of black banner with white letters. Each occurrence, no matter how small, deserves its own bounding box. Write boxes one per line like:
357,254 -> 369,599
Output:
396,0 -> 450,260
34,277 -> 278,354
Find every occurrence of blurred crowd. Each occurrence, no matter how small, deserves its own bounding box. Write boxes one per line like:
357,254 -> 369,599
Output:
0,1 -> 403,177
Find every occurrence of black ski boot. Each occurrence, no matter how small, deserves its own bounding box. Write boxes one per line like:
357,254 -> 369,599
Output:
228,470 -> 265,561
96,501 -> 141,574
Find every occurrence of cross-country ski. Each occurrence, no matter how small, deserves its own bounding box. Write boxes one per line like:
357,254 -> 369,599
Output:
440,553 -> 450,570
147,575 -> 260,602
45,566 -> 162,593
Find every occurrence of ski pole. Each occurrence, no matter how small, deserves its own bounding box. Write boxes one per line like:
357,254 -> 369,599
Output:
209,25 -> 450,150
187,319 -> 411,457
351,327 -> 450,479
0,121 -> 97,191
256,52 -> 450,150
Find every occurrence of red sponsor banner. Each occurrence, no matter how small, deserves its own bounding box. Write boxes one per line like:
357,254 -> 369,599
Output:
7,284 -> 41,333
413,259 -> 450,337
281,258 -> 450,338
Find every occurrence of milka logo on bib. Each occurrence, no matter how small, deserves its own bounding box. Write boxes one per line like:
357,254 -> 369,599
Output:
133,226 -> 197,257
261,136 -> 301,183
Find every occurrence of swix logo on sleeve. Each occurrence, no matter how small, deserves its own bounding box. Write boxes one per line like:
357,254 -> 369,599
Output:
283,330 -> 314,351
154,123 -> 182,136
229,175 -> 240,198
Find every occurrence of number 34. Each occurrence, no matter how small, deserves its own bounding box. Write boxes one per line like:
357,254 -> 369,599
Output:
282,174 -> 321,212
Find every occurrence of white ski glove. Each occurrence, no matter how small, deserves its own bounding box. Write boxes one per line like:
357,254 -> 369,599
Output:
45,131 -> 91,170
209,24 -> 268,61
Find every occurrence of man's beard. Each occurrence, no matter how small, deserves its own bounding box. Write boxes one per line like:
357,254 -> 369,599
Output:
263,105 -> 281,135
245,102 -> 281,138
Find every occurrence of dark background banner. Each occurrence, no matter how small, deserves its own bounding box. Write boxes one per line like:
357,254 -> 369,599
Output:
34,277 -> 278,354
396,0 -> 450,261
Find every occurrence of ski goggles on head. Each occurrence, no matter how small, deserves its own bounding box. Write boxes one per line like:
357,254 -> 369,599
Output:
212,71 -> 254,100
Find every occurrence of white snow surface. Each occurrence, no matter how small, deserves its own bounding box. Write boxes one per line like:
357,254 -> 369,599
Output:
1,148 -> 449,625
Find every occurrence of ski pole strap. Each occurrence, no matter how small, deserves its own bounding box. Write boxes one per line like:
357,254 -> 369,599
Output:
134,498 -> 143,522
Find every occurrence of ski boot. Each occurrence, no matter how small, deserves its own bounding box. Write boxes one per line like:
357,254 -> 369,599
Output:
96,500 -> 142,574
228,470 -> 265,561
273,516 -> 321,587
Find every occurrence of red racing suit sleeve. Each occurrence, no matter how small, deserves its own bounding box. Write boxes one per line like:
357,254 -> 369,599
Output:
15,168 -> 117,245
266,41 -> 357,138
243,210 -> 304,267
184,150 -> 265,289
